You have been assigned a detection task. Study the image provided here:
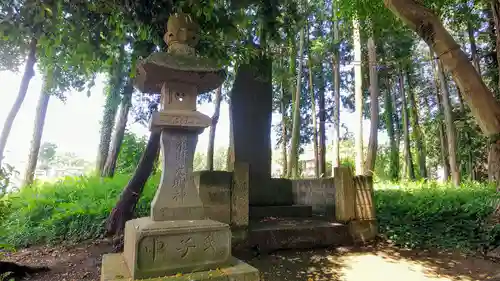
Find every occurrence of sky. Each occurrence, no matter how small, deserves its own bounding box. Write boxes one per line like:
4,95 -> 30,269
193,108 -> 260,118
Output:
0,63 -> 386,176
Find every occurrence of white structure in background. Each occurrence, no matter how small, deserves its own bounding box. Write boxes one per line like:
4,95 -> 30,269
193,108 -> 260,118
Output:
34,166 -> 86,181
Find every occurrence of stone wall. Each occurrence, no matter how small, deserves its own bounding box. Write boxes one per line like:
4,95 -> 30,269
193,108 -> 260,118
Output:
195,171 -> 232,224
292,178 -> 335,218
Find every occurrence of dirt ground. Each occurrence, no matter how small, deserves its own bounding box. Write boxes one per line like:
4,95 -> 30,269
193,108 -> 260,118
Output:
3,240 -> 500,281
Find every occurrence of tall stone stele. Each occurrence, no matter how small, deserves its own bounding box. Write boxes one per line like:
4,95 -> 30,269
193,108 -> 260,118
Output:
101,13 -> 259,281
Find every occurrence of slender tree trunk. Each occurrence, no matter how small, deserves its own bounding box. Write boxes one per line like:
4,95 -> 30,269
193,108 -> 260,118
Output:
437,60 -> 460,186
391,83 -> 401,153
105,130 -> 161,236
467,21 -> 481,74
353,18 -> 364,176
430,49 -> 451,180
407,71 -> 427,179
288,26 -> 305,179
384,76 -> 399,181
207,86 -> 223,171
226,96 -> 235,171
399,70 -> 415,180
102,78 -> 134,178
317,71 -> 326,177
331,1 -> 341,173
364,35 -> 379,176
23,84 -> 50,186
307,40 -> 319,177
96,47 -> 125,174
456,85 -> 474,180
280,84 -> 288,177
0,38 -> 37,168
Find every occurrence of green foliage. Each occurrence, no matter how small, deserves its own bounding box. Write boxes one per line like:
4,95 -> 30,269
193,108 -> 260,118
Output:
116,131 -> 147,174
376,181 -> 500,252
0,173 -> 160,247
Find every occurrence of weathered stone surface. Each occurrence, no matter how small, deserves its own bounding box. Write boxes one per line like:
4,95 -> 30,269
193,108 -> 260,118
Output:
150,110 -> 212,131
123,218 -> 231,279
292,178 -> 335,219
229,57 -> 273,206
353,175 -> 376,220
249,218 -> 351,252
231,162 -> 249,227
348,220 -> 378,243
487,246 -> 500,259
102,253 -> 259,281
249,205 -> 312,219
196,171 -> 232,224
334,167 -> 356,223
249,178 -> 293,207
151,130 -> 204,221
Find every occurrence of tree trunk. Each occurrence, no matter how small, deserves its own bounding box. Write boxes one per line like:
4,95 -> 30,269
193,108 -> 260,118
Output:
23,86 -> 50,186
429,48 -> 451,180
353,18 -> 364,176
0,38 -> 37,168
96,47 -> 125,174
307,44 -> 319,178
102,78 -> 134,178
384,0 -> 500,137
384,76 -> 399,181
456,85 -> 474,180
331,1 -> 341,173
206,86 -> 223,171
407,71 -> 427,179
364,35 -> 379,176
317,70 -> 326,178
226,95 -> 235,172
436,60 -> 461,186
399,70 -> 415,180
288,26 -> 305,179
280,84 -> 288,177
467,20 -> 481,74
105,130 -> 161,236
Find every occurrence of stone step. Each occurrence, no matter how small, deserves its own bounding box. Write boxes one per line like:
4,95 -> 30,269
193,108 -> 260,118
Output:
249,205 -> 313,219
248,217 -> 351,253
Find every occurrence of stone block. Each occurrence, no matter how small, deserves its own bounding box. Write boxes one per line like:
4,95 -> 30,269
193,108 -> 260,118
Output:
123,218 -> 232,280
334,167 -> 356,223
196,171 -> 232,224
249,178 -> 293,206
353,176 -> 376,220
292,178 -> 335,219
349,220 -> 378,243
231,163 -> 249,227
102,254 -> 259,281
249,205 -> 312,219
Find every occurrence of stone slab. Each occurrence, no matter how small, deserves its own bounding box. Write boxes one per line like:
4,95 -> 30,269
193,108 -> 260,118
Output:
231,162 -> 249,227
196,171 -> 232,224
249,205 -> 312,219
123,218 -> 232,279
249,218 -> 351,252
101,253 -> 259,281
150,110 -> 212,131
249,178 -> 293,207
292,178 -> 335,219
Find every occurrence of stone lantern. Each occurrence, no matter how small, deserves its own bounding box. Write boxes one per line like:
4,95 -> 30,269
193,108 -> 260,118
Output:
100,13 -> 259,281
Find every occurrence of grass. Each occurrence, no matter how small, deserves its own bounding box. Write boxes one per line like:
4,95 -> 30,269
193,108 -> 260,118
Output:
0,175 -> 498,253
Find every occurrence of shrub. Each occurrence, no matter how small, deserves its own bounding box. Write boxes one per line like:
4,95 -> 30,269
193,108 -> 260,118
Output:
375,180 -> 500,252
0,173 -> 160,247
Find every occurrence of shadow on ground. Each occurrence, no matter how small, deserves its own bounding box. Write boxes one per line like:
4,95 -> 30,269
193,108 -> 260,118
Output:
239,242 -> 500,281
5,240 -> 500,281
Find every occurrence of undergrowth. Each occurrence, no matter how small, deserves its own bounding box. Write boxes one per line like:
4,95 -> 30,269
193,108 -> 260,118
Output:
375,180 -> 500,252
0,175 -> 498,253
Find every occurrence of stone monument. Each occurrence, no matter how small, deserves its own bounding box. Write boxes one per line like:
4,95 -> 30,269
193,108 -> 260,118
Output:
101,13 -> 260,281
